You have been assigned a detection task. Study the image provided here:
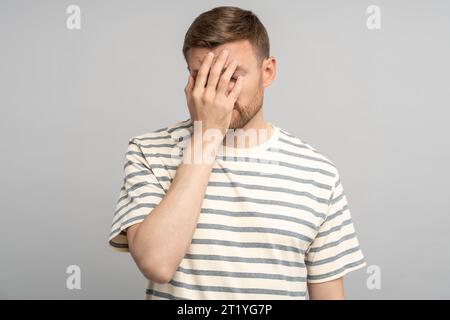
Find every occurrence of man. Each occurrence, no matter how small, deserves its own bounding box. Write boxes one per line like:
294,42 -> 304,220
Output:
108,6 -> 366,300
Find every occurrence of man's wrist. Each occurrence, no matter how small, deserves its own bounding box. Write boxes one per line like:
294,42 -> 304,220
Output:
181,131 -> 223,165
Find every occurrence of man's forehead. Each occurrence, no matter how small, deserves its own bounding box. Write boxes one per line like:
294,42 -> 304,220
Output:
187,39 -> 255,69
189,56 -> 247,72
189,64 -> 246,73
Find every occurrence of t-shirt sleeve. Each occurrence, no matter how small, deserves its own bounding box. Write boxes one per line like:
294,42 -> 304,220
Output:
305,169 -> 366,283
108,137 -> 166,252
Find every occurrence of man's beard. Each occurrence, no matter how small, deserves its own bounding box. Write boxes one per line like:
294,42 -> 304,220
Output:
228,86 -> 264,130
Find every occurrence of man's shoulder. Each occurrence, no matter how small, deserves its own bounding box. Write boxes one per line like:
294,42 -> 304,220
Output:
124,119 -> 191,169
129,118 -> 192,145
277,127 -> 338,174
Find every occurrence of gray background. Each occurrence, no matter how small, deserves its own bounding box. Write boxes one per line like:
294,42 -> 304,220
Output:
1,0 -> 449,299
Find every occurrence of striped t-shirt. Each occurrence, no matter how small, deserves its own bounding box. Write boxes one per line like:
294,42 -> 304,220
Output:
108,118 -> 366,299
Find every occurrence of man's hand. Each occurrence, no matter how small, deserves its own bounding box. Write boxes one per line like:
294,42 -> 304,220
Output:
185,49 -> 244,136
307,277 -> 345,300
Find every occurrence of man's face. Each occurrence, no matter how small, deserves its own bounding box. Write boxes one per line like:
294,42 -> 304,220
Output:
186,39 -> 266,129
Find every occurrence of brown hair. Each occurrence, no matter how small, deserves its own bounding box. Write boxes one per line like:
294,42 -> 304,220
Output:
182,6 -> 270,66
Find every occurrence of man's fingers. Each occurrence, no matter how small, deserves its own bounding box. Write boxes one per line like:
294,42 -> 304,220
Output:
227,75 -> 244,102
184,74 -> 195,118
217,58 -> 238,95
193,52 -> 214,91
205,50 -> 229,93
185,74 -> 195,96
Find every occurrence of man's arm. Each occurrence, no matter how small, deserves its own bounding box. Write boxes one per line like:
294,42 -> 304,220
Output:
126,135 -> 217,284
307,277 -> 345,300
124,49 -> 243,284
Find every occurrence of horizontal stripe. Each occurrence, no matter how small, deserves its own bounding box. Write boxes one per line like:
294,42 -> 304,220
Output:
191,238 -> 305,255
126,151 -> 181,159
145,289 -> 189,300
278,129 -> 306,142
125,169 -> 155,181
268,147 -> 335,168
167,123 -> 192,133
305,246 -> 362,266
197,223 -> 313,243
184,253 -> 305,268
326,204 -> 349,221
137,142 -> 179,149
278,130 -> 319,153
146,164 -> 333,191
120,181 -> 163,192
110,214 -> 148,238
211,166 -> 332,190
204,194 -> 326,219
307,232 -> 357,253
307,258 -> 366,281
176,266 -> 306,282
278,136 -> 310,150
201,207 -> 318,232
135,143 -> 335,176
109,241 -> 128,249
111,204 -> 155,232
124,170 -> 152,181
335,177 -> 341,188
132,134 -> 172,141
330,192 -> 345,206
123,160 -> 148,170
114,192 -> 164,216
167,279 -> 306,297
316,219 -> 353,238
207,180 -> 329,204
117,182 -> 163,203
154,126 -> 168,132
126,151 -> 336,178
217,156 -> 335,178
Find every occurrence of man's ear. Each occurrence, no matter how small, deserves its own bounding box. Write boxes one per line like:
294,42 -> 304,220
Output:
262,56 -> 276,88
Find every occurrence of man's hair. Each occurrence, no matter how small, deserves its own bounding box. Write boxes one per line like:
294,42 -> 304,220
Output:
182,6 -> 270,66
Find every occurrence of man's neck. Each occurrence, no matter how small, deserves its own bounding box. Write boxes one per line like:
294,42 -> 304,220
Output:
222,109 -> 273,149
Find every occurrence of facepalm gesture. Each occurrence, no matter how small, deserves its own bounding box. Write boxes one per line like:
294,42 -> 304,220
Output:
185,49 -> 244,136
